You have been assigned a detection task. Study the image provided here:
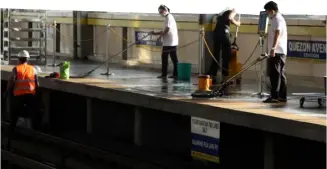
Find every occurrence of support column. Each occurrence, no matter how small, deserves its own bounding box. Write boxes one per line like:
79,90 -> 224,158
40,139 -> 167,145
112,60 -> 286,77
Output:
5,95 -> 11,121
73,11 -> 93,60
73,11 -> 78,59
122,27 -> 128,60
86,98 -> 92,133
42,90 -> 51,125
134,107 -> 142,146
264,133 -> 274,169
28,22 -> 33,47
198,14 -> 216,74
1,9 -> 3,58
56,23 -> 61,53
198,14 -> 206,75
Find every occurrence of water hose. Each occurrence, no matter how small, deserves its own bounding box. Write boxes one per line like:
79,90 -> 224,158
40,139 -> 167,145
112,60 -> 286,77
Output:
70,34 -> 150,78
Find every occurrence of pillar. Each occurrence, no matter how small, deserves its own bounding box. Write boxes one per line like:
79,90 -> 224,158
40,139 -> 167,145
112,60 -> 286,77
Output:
86,98 -> 92,133
1,9 -> 3,56
73,11 -> 93,60
134,107 -> 142,146
198,14 -> 217,74
28,22 -> 33,47
264,133 -> 274,169
5,94 -> 11,121
122,27 -> 128,60
56,23 -> 61,53
42,90 -> 51,125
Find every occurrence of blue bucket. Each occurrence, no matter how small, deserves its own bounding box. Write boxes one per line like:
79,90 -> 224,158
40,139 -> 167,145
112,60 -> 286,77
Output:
177,63 -> 192,81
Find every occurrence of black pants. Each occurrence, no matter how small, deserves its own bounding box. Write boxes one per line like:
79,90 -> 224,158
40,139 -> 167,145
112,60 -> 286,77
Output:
161,46 -> 178,76
7,94 -> 42,147
268,54 -> 287,99
208,32 -> 231,77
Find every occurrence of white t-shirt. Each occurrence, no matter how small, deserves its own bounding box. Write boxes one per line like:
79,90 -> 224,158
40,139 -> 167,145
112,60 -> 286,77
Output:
162,14 -> 179,46
268,13 -> 288,55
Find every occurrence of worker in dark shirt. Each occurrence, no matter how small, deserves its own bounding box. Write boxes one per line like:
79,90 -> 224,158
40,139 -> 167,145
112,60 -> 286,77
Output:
207,8 -> 241,83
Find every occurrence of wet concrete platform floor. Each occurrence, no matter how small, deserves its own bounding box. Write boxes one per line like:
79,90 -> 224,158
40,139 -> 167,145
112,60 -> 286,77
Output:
13,59 -> 327,119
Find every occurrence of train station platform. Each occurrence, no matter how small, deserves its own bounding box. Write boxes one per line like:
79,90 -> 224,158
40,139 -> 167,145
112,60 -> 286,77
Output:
1,60 -> 326,169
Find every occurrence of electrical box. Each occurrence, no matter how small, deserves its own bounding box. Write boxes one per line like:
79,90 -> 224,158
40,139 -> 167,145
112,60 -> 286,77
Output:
199,14 -> 205,25
258,11 -> 269,36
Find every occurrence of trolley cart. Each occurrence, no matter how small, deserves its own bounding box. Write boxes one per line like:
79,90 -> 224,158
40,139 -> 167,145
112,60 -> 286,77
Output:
292,93 -> 326,108
292,76 -> 326,108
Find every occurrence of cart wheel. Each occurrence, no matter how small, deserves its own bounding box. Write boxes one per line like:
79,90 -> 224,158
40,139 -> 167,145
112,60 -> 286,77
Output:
318,98 -> 323,108
300,97 -> 305,108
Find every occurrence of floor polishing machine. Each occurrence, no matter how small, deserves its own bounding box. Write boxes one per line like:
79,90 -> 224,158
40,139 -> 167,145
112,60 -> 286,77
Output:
191,54 -> 268,98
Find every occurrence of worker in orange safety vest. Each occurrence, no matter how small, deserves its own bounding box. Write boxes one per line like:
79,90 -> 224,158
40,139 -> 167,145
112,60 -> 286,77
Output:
4,50 -> 41,149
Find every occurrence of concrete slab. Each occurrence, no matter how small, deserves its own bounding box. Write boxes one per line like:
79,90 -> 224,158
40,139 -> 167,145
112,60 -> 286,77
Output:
1,60 -> 326,142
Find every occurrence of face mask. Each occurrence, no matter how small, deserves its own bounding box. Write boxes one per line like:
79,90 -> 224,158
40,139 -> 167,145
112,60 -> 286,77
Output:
268,13 -> 274,19
160,13 -> 165,17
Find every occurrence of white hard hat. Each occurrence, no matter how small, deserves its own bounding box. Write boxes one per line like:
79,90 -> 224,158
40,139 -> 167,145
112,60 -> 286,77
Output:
18,50 -> 30,58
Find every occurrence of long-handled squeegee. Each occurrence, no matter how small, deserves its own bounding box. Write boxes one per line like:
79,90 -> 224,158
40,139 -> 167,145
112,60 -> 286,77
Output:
70,34 -> 150,78
191,54 -> 268,98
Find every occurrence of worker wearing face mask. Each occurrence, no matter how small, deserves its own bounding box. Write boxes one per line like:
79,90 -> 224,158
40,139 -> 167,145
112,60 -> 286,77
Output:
150,5 -> 179,79
207,8 -> 241,84
262,1 -> 288,103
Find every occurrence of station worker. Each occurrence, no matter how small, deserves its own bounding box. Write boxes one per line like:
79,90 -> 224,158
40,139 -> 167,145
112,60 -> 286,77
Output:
5,50 -> 41,149
207,7 -> 241,84
263,1 -> 288,103
150,4 -> 179,79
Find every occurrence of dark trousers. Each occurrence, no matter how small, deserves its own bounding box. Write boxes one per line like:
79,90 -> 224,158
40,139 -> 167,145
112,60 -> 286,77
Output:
208,32 -> 231,77
7,94 -> 42,148
161,46 -> 178,76
268,54 -> 287,99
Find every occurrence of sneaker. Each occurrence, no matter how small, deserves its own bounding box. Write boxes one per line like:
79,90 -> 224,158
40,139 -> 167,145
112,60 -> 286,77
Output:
263,97 -> 279,103
157,75 -> 167,79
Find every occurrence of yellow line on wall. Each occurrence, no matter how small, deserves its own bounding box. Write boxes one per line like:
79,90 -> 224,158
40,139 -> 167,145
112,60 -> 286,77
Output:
204,24 -> 326,36
288,57 -> 326,63
87,18 -> 199,30
47,17 -> 326,37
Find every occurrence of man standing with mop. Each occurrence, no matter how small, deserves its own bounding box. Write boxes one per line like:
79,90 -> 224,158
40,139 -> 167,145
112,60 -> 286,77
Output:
262,1 -> 288,103
150,5 -> 179,79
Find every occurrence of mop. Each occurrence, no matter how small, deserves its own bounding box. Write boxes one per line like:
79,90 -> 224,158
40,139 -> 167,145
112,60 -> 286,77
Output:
69,34 -> 151,78
191,54 -> 268,98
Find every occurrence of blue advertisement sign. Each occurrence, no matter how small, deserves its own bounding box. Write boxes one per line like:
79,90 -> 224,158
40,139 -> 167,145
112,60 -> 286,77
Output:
135,31 -> 162,47
191,117 -> 220,163
192,133 -> 219,157
287,40 -> 326,60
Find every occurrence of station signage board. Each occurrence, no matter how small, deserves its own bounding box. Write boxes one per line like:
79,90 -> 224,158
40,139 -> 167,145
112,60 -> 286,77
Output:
191,117 -> 220,163
135,31 -> 162,47
287,40 -> 326,60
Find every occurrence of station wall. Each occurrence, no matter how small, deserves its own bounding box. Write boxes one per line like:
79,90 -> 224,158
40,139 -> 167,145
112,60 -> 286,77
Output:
7,12 -> 326,85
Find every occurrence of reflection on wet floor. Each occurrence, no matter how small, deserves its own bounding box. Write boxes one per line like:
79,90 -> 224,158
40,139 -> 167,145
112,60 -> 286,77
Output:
38,60 -> 326,117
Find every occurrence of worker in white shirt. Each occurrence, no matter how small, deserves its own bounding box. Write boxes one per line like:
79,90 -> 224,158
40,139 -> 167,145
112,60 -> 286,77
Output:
263,1 -> 288,103
150,5 -> 179,79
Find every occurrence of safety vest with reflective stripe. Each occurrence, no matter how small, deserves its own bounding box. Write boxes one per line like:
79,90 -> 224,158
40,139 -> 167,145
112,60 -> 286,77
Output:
13,63 -> 36,96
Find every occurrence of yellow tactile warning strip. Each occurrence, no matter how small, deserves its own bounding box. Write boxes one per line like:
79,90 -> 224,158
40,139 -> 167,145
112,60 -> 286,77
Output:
1,65 -> 325,127
179,99 -> 326,126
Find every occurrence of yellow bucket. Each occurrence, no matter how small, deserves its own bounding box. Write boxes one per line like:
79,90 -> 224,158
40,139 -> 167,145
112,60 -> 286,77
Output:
198,75 -> 211,91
